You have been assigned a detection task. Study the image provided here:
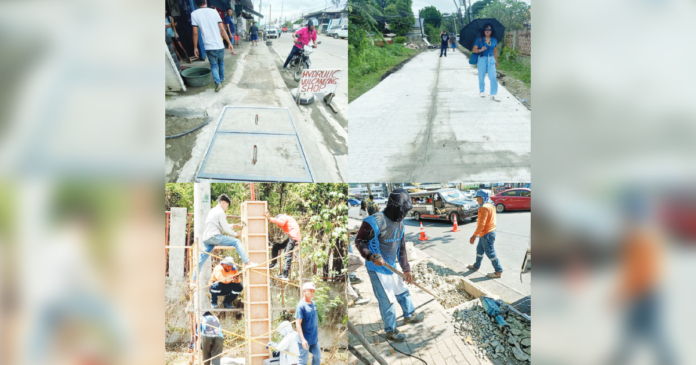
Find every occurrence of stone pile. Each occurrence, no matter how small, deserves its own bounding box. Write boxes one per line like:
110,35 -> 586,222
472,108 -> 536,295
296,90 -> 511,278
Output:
411,261 -> 472,308
452,302 -> 531,364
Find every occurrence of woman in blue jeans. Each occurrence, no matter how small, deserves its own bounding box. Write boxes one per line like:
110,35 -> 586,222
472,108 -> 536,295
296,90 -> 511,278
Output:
472,23 -> 500,102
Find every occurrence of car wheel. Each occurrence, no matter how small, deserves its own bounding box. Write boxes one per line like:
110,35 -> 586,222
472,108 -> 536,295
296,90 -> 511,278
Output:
496,204 -> 505,213
414,212 -> 421,221
333,34 -> 338,39
448,212 -> 459,224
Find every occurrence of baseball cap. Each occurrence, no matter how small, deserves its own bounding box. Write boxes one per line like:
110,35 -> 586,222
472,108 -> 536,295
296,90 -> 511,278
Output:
302,282 -> 316,291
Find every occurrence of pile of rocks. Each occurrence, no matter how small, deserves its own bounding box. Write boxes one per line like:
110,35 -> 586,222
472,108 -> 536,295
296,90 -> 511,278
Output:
411,261 -> 472,308
452,302 -> 531,364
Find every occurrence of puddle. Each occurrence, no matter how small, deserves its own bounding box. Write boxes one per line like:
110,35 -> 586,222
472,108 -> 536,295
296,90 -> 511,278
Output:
165,113 -> 209,182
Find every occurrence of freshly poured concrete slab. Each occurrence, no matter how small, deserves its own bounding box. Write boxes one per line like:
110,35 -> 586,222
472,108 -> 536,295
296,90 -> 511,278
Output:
217,106 -> 296,135
197,133 -> 312,182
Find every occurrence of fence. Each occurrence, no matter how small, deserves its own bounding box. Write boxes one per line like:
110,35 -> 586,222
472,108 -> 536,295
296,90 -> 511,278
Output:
504,28 -> 531,57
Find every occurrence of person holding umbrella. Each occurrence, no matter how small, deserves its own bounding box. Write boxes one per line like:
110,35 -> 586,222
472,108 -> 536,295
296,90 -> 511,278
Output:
472,23 -> 500,101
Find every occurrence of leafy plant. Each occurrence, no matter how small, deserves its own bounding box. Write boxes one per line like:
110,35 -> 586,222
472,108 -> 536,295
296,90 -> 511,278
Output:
393,36 -> 407,44
500,46 -> 519,62
477,0 -> 531,31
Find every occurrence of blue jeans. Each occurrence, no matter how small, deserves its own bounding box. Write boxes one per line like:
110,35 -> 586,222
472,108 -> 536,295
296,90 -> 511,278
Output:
367,270 -> 415,333
298,343 -> 321,365
207,49 -> 225,85
474,231 -> 503,273
440,43 -> 447,56
284,46 -> 302,68
194,235 -> 249,281
477,55 -> 498,95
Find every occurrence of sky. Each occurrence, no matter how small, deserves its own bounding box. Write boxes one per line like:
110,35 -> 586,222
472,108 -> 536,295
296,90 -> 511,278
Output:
251,0 -> 347,27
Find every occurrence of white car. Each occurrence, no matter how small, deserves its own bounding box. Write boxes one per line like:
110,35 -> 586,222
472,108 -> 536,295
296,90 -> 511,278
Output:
266,28 -> 278,39
372,196 -> 387,204
330,24 -> 348,39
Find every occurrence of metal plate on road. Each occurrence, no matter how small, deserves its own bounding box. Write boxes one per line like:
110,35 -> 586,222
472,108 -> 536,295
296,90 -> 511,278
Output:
196,107 -> 313,182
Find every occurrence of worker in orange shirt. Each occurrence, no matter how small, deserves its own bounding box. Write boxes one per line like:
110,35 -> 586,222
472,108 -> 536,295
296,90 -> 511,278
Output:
209,257 -> 243,309
468,190 -> 503,278
264,211 -> 301,281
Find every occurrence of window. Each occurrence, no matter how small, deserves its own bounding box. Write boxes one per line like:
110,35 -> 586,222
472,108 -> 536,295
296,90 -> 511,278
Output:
502,190 -> 518,196
518,190 -> 531,197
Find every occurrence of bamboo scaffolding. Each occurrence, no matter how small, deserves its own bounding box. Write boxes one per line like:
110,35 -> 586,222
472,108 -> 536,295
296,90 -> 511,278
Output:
201,323 -> 299,358
204,320 -> 299,364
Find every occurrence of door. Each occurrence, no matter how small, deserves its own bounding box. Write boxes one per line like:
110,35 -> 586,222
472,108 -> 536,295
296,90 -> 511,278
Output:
499,190 -> 518,210
517,189 -> 531,210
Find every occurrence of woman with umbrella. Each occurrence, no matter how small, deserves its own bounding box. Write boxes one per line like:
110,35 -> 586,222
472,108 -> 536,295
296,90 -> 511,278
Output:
472,23 -> 500,101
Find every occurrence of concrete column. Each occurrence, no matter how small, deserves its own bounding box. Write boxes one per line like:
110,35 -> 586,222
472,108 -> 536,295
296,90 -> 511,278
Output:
513,29 -> 519,50
168,207 -> 188,281
194,183 -> 212,309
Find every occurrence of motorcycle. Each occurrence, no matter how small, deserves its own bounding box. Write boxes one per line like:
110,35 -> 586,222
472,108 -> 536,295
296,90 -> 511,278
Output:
288,40 -> 321,82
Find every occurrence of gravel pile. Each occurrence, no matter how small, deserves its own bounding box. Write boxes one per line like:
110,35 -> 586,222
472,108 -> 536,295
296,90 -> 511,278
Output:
452,302 -> 531,363
411,261 -> 472,309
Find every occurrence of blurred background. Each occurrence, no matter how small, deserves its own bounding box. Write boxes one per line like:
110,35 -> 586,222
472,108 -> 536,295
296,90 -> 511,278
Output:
0,0 -> 162,364
534,0 -> 696,364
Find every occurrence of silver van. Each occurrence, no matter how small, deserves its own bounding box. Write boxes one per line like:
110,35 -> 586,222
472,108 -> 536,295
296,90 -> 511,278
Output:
409,189 -> 479,223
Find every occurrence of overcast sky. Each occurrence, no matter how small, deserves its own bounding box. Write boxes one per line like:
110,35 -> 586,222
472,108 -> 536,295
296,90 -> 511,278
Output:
252,0 -> 347,26
411,0 -> 531,20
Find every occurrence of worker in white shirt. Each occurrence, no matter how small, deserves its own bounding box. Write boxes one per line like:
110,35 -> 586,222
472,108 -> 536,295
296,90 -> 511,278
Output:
264,320 -> 300,365
193,194 -> 259,283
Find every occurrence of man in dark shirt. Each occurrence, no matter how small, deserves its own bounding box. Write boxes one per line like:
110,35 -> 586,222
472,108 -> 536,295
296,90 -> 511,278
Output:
224,9 -> 236,46
249,21 -> 259,46
355,189 -> 425,342
440,30 -> 450,57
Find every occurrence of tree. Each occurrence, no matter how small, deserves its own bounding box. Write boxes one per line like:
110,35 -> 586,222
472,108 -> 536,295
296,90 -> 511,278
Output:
470,0 -> 493,18
348,0 -> 384,30
420,5 -> 442,29
385,0 -> 414,37
477,0 -> 530,30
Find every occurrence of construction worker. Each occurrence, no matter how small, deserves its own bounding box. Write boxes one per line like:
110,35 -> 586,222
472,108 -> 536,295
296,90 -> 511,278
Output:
296,282 -> 320,365
209,257 -> 243,309
265,211 -> 301,281
193,194 -> 258,285
354,189 -> 425,342
468,190 -> 503,278
200,311 -> 224,365
265,320 -> 301,365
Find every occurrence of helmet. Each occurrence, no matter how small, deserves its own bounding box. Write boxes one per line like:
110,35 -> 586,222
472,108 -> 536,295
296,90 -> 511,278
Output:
307,19 -> 314,27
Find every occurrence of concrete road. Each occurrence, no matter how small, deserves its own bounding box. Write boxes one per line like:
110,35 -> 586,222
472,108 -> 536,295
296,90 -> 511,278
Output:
165,40 -> 346,182
268,32 -> 348,180
348,206 -> 531,307
348,49 -> 531,183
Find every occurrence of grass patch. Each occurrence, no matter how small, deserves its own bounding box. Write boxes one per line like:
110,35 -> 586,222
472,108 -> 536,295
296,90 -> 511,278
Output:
497,58 -> 531,87
349,43 -> 416,102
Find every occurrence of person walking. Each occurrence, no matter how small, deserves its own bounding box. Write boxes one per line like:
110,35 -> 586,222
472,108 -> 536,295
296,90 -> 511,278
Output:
296,282 -> 320,365
192,194 -> 258,286
283,20 -> 317,69
468,190 -> 503,278
265,321 -> 301,365
359,200 -> 369,219
200,311 -> 224,365
439,30 -> 450,57
166,10 -> 189,62
249,21 -> 259,46
209,257 -> 244,308
355,189 -> 425,342
191,0 -> 236,92
367,195 -> 379,216
265,212 -> 301,281
471,23 -> 500,101
450,32 -> 457,52
224,9 -> 236,46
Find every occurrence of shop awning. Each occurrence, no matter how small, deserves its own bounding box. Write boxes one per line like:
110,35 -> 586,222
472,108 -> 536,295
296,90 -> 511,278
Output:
243,6 -> 263,18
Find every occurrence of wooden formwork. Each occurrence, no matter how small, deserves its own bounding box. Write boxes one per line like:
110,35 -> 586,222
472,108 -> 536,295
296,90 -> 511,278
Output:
241,201 -> 271,365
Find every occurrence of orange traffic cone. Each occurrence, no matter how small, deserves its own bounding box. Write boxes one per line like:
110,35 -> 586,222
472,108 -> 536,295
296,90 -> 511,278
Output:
418,222 -> 430,241
451,215 -> 461,232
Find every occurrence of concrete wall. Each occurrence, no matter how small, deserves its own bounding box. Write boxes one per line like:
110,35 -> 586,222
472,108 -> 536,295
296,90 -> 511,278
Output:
504,29 -> 531,56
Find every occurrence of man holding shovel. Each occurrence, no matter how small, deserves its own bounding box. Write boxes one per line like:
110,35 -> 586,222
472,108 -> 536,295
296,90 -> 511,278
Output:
354,189 -> 425,342
468,190 -> 503,278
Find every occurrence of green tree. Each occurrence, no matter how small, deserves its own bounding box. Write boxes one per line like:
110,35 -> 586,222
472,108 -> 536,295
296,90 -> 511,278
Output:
348,0 -> 384,30
385,0 -> 414,37
420,5 -> 442,29
478,0 -> 530,30
470,0 -> 493,18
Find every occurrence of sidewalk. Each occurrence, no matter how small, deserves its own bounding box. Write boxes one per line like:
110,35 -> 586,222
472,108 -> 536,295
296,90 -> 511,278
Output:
165,41 -> 345,182
348,248 -> 495,365
348,49 -> 531,183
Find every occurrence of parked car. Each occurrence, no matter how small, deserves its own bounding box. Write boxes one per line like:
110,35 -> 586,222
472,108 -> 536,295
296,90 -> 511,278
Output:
266,27 -> 278,38
491,188 -> 531,212
347,198 -> 361,206
372,196 -> 387,204
409,189 -> 479,223
326,24 -> 348,39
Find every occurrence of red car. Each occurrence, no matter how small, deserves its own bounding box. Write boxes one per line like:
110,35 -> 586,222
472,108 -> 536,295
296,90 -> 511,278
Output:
491,188 -> 531,212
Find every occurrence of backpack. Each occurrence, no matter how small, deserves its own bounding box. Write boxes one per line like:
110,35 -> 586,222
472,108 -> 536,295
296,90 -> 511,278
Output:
202,314 -> 221,337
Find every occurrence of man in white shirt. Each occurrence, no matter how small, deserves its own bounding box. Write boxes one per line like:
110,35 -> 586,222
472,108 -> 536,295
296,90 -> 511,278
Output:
191,0 -> 236,92
193,194 -> 258,283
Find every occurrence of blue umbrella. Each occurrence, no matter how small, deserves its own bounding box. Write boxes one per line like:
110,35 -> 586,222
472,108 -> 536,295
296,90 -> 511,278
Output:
459,18 -> 505,51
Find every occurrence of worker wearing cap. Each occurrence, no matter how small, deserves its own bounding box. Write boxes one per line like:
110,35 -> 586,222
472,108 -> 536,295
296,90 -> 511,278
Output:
265,211 -> 302,281
468,190 -> 503,278
295,282 -> 320,365
264,320 -> 300,365
354,189 -> 425,342
209,257 -> 243,309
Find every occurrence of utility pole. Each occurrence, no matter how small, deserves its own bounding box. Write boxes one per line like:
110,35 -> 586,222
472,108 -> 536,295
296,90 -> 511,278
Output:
280,0 -> 284,28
